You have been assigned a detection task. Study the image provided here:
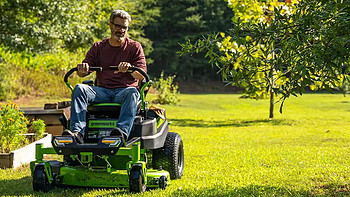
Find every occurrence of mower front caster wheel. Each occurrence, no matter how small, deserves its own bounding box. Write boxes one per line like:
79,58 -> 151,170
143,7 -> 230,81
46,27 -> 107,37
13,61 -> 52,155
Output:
159,175 -> 167,189
129,168 -> 146,193
33,165 -> 52,192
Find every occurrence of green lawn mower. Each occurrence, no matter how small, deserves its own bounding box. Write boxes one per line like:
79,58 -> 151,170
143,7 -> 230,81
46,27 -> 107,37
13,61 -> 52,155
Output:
30,66 -> 184,193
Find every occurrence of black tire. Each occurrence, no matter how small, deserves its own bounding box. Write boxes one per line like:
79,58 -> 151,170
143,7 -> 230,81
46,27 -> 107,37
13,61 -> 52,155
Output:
152,132 -> 184,179
159,175 -> 167,190
129,169 -> 146,193
33,165 -> 52,192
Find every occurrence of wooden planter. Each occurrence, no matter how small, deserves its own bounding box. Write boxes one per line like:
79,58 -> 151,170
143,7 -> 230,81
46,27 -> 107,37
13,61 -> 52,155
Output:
0,134 -> 52,169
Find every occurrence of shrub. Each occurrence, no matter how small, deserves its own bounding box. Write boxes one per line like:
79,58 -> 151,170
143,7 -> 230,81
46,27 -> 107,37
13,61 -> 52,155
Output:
30,119 -> 46,141
0,46 -> 89,100
0,65 -> 16,101
0,102 -> 28,153
152,72 -> 180,105
0,102 -> 47,153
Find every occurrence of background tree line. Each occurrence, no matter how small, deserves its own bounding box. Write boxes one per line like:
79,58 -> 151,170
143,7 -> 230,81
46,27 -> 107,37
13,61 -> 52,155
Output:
0,0 -> 234,100
1,0 -> 349,105
145,0 -> 234,81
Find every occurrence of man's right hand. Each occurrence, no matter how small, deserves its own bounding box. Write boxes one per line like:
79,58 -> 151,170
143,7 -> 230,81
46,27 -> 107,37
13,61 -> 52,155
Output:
77,63 -> 89,77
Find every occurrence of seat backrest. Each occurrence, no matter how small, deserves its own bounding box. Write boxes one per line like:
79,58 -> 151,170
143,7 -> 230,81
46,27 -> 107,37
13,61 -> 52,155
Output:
84,101 -> 142,142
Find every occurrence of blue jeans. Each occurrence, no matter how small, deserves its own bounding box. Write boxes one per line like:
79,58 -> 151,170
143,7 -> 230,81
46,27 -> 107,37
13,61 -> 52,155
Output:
70,84 -> 140,137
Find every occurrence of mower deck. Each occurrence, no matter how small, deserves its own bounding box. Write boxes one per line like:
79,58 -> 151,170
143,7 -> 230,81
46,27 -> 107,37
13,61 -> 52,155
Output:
30,143 -> 171,191
57,167 -> 170,188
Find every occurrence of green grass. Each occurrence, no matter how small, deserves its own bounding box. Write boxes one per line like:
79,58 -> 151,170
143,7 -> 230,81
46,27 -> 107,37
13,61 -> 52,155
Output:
2,93 -> 350,196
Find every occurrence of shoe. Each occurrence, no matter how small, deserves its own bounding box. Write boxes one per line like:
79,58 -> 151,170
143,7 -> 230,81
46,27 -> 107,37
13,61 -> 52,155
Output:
110,128 -> 127,146
64,129 -> 84,144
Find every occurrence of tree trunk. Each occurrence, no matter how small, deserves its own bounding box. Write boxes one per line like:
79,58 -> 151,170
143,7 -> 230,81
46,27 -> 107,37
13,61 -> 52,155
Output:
269,87 -> 274,119
270,42 -> 276,119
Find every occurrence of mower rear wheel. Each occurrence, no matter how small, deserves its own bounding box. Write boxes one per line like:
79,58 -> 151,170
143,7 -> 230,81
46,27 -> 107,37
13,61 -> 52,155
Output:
33,165 -> 52,192
153,132 -> 184,179
129,169 -> 146,193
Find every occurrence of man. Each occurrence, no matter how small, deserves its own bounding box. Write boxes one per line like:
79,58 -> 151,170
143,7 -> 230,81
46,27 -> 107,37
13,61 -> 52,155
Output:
68,10 -> 146,144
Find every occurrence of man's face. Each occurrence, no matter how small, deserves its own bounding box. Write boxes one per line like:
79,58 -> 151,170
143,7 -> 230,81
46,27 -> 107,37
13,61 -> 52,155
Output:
109,17 -> 129,42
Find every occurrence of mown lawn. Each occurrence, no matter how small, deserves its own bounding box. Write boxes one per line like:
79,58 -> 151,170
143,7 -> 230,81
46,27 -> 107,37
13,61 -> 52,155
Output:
2,93 -> 350,196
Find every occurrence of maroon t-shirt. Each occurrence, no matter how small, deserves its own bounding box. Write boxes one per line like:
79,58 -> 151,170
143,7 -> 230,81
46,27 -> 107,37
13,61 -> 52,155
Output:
83,37 -> 147,89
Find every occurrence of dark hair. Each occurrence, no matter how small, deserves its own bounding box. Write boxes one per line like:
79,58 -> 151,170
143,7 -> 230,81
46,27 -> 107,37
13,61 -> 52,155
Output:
110,10 -> 131,23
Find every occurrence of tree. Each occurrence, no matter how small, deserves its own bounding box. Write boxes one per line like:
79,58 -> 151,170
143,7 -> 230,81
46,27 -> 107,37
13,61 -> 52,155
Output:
0,0 -> 158,54
145,0 -> 234,80
180,0 -> 350,118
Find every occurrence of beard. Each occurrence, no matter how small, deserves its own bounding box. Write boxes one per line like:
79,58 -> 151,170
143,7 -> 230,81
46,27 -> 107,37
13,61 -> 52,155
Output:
111,30 -> 126,41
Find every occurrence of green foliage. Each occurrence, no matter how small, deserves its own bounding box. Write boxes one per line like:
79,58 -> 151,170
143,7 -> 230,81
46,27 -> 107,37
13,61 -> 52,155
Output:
145,0 -> 234,80
30,119 -> 46,141
152,72 -> 180,105
1,0 -> 90,52
0,46 -> 86,100
0,102 -> 28,153
0,102 -> 47,153
334,75 -> 350,97
0,45 -> 85,73
0,0 -> 158,54
0,65 -> 17,101
180,0 -> 350,117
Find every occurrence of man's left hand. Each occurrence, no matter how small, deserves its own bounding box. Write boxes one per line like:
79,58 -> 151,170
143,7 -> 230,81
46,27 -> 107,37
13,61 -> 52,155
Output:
114,62 -> 130,73
114,62 -> 145,80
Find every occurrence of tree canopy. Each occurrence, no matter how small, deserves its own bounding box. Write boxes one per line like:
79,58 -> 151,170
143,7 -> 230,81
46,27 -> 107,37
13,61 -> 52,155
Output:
0,0 -> 159,54
180,0 -> 350,118
145,0 -> 234,80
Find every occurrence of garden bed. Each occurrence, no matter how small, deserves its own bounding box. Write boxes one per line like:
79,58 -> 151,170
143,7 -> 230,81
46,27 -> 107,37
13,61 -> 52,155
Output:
0,134 -> 52,169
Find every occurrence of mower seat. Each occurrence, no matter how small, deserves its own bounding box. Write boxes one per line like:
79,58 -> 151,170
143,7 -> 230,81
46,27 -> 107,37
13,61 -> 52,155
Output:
87,100 -> 142,115
87,103 -> 121,112
84,100 -> 143,143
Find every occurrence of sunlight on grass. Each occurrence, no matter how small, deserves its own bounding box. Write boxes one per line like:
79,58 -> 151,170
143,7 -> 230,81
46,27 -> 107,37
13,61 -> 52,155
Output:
2,93 -> 350,196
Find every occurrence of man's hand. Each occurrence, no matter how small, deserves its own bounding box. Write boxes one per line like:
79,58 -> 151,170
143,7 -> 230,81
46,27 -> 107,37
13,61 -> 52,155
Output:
114,62 -> 145,80
114,62 -> 131,73
77,63 -> 89,77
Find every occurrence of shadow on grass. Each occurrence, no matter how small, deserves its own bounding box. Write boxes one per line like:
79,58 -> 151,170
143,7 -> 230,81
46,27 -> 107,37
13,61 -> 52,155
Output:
1,176 -> 349,196
0,175 -> 34,196
0,175 -> 128,196
169,118 -> 295,128
168,184 -> 350,197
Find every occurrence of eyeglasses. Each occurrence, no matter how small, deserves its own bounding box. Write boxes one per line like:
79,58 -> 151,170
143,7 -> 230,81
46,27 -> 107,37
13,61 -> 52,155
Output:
110,22 -> 129,30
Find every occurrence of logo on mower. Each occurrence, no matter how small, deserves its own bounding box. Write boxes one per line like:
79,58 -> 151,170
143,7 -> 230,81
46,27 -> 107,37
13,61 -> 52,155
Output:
89,120 -> 118,128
